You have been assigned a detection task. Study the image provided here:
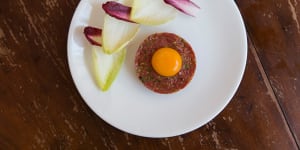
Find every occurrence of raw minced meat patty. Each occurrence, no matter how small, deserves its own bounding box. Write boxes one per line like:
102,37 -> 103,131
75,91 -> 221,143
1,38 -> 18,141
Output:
135,32 -> 196,94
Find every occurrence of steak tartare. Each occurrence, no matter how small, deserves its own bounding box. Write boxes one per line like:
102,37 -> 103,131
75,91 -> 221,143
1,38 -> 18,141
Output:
135,32 -> 196,94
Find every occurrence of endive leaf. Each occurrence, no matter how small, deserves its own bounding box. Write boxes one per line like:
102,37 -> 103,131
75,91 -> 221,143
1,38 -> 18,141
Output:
130,0 -> 177,25
92,46 -> 126,91
84,26 -> 102,46
102,15 -> 140,54
102,1 -> 134,23
164,0 -> 200,17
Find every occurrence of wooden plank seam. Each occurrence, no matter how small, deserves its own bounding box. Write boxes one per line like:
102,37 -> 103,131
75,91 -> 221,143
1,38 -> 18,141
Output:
248,34 -> 300,149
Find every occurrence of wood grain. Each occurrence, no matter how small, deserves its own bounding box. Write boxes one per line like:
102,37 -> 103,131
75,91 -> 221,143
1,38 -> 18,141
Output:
236,0 -> 300,146
0,0 -> 299,149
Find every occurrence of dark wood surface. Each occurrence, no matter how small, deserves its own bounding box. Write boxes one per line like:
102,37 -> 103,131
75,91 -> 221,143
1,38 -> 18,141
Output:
0,0 -> 299,149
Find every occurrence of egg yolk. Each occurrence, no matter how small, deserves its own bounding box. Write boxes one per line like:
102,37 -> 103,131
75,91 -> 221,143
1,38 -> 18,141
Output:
151,48 -> 182,77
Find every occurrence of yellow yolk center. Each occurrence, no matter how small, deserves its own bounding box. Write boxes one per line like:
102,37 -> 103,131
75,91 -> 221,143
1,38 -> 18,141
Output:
151,48 -> 182,77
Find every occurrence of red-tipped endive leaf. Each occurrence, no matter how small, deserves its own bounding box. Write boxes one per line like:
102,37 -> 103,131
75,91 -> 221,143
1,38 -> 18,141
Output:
102,15 -> 140,54
102,1 -> 140,54
83,26 -> 126,91
164,0 -> 200,17
102,1 -> 135,23
83,26 -> 102,46
130,0 -> 177,25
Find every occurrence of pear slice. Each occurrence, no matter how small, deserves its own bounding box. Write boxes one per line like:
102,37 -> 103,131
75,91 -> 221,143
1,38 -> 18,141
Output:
102,15 -> 140,54
130,0 -> 177,25
92,46 -> 126,91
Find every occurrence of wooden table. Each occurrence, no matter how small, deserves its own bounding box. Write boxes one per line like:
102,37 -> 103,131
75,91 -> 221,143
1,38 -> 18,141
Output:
0,0 -> 299,149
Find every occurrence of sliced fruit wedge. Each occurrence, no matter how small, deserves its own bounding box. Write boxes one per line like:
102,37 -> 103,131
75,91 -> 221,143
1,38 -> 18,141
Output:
164,0 -> 200,17
102,15 -> 140,54
84,26 -> 102,46
92,46 -> 126,91
130,0 -> 177,25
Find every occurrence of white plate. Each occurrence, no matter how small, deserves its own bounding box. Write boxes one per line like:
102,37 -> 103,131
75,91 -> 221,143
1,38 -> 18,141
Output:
67,0 -> 247,138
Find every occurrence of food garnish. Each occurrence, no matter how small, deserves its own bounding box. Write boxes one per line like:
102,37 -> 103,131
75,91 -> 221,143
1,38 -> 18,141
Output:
83,26 -> 102,46
130,0 -> 177,25
92,46 -> 126,91
102,0 -> 200,25
102,15 -> 140,54
83,26 -> 126,91
102,1 -> 134,23
164,0 -> 200,17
